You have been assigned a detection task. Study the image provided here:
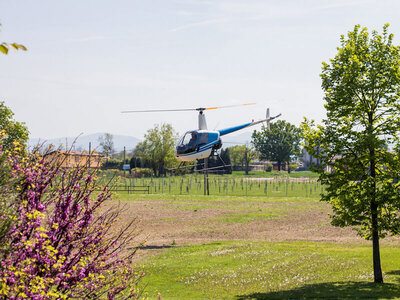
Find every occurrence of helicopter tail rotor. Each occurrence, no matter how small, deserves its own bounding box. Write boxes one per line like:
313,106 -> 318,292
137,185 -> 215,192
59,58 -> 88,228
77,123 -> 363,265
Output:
265,108 -> 282,130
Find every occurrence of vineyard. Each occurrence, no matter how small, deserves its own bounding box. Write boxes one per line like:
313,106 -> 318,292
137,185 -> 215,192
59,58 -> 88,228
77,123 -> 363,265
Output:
101,171 -> 323,198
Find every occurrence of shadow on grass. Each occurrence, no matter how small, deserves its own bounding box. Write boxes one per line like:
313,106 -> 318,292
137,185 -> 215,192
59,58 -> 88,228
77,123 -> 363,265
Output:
387,270 -> 400,276
386,270 -> 400,284
236,281 -> 400,299
128,245 -> 174,251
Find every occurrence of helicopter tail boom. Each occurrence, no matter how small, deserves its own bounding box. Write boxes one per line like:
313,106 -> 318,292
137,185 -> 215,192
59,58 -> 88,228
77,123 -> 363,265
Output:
218,109 -> 281,136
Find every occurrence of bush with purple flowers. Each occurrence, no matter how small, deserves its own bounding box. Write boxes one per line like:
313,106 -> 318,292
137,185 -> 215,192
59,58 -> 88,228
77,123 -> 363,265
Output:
0,146 -> 144,299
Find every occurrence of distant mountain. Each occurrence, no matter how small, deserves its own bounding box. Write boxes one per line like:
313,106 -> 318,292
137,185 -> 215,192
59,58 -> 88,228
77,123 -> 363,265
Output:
28,133 -> 141,153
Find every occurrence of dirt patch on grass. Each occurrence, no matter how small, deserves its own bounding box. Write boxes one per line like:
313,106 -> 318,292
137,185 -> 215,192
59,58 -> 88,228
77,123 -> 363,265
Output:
112,196 -> 370,258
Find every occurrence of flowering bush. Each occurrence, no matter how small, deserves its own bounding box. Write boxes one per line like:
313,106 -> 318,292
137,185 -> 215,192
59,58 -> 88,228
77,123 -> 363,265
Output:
0,149 -> 144,299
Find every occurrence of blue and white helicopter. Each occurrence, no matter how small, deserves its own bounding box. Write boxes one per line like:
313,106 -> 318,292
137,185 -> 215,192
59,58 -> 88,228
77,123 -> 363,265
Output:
122,103 -> 281,163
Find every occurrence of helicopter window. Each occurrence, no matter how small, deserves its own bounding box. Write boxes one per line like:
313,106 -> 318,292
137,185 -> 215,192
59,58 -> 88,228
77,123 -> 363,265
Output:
176,131 -> 198,154
198,133 -> 208,146
182,132 -> 195,146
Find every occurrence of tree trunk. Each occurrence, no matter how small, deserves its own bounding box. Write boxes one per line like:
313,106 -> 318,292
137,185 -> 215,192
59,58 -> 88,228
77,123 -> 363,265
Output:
371,200 -> 383,283
287,161 -> 291,174
368,112 -> 383,283
160,162 -> 165,177
277,161 -> 281,171
370,154 -> 383,283
152,164 -> 157,177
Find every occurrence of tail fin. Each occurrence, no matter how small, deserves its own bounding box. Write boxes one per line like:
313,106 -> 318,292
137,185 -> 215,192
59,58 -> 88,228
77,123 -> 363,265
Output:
266,108 -> 270,130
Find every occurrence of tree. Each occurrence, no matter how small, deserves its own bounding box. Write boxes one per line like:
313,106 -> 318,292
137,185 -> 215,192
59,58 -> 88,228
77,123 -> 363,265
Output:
0,101 -> 29,152
0,103 -> 28,254
302,24 -> 400,283
98,133 -> 114,157
228,145 -> 257,174
252,120 -> 301,172
0,23 -> 27,54
138,124 -> 178,176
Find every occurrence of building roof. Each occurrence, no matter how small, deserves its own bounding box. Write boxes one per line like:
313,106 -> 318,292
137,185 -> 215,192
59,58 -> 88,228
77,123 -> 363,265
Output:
44,150 -> 103,157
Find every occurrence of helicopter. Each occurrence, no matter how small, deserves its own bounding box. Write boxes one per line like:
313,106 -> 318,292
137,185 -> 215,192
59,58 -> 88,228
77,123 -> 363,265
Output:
122,103 -> 281,162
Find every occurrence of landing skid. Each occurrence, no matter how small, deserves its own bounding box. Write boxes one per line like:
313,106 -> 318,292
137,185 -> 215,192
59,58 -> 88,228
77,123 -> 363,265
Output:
166,162 -> 196,172
195,164 -> 232,173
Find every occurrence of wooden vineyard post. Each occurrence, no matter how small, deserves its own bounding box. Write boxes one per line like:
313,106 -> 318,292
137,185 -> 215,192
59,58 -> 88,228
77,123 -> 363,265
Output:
204,158 -> 209,195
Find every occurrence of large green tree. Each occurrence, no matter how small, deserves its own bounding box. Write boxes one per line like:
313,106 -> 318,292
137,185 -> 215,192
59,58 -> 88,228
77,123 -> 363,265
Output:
302,24 -> 400,283
252,120 -> 301,171
136,123 -> 178,176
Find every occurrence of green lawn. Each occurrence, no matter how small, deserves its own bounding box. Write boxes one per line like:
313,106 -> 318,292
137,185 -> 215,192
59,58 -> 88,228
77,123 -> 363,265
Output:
140,241 -> 400,299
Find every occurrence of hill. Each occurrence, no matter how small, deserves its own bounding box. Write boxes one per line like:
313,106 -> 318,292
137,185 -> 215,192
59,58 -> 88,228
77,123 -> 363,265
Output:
28,133 -> 141,153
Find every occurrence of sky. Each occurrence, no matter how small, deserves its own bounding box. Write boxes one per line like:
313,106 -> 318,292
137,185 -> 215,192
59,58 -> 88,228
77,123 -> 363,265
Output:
1,0 -> 400,140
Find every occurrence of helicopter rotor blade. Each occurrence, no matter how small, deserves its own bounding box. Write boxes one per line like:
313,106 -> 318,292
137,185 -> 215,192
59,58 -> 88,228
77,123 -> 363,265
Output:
122,102 -> 257,113
121,108 -> 197,113
204,102 -> 256,110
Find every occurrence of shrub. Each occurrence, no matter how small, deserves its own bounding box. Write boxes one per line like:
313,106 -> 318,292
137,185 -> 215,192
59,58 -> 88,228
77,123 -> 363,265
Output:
0,150 -> 144,299
265,163 -> 273,172
101,158 -> 123,170
132,168 -> 153,178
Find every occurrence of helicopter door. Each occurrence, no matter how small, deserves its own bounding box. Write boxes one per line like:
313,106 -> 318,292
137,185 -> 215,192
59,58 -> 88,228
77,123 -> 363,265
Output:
198,133 -> 208,148
176,131 -> 198,155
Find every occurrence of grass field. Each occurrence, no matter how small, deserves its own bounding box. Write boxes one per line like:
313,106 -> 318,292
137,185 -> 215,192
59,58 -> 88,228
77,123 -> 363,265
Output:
109,171 -> 400,299
141,242 -> 400,299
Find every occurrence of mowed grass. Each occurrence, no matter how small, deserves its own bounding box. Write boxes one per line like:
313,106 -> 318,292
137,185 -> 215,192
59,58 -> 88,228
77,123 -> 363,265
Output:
140,241 -> 400,299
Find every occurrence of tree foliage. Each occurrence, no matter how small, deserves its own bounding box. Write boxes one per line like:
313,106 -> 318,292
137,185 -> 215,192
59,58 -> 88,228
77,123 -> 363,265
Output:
252,120 -> 301,171
0,101 -> 29,152
98,133 -> 114,157
302,24 -> 400,283
228,145 -> 256,174
196,148 -> 232,174
0,23 -> 27,55
0,102 -> 29,246
135,124 -> 178,176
